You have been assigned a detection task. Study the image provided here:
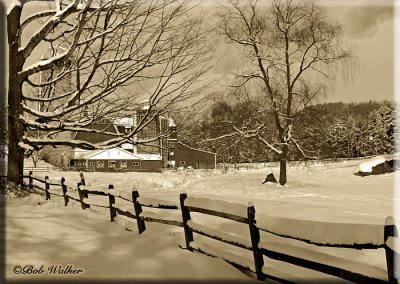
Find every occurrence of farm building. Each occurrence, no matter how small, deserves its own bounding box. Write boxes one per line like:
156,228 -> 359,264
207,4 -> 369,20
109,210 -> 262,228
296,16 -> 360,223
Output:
168,141 -> 216,169
72,148 -> 162,172
70,100 -> 171,168
62,101 -> 217,171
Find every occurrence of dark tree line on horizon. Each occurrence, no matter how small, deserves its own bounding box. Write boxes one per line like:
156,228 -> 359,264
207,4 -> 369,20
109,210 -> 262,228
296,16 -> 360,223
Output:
179,100 -> 399,164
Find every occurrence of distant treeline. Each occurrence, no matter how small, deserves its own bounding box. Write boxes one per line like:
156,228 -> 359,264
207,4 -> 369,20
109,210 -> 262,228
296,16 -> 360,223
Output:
180,100 -> 398,163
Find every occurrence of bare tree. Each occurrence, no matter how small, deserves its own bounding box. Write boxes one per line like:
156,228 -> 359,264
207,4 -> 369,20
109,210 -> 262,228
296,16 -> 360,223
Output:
7,0 -> 212,185
218,0 -> 353,185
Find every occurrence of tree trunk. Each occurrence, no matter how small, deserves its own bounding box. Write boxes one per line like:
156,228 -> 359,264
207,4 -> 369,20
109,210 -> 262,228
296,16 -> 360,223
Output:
7,71 -> 25,185
7,4 -> 25,186
7,123 -> 24,185
279,145 -> 289,185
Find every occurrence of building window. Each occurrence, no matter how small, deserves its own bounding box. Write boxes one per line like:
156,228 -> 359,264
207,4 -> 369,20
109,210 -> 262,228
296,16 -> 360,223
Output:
120,161 -> 127,168
97,161 -> 104,168
109,161 -> 116,168
89,162 -> 95,167
169,151 -> 174,156
133,162 -> 139,166
180,161 -> 185,166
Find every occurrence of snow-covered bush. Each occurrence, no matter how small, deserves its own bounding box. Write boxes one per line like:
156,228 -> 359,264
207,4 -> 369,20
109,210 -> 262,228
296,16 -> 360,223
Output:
40,146 -> 73,168
2,181 -> 32,200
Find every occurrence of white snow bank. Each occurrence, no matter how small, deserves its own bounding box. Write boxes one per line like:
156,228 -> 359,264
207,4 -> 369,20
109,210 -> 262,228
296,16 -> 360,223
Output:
259,241 -> 388,281
355,153 -> 400,174
190,240 -> 255,272
187,220 -> 252,249
355,156 -> 387,173
185,197 -> 248,218
6,196 -> 249,280
138,197 -> 179,208
256,214 -> 385,246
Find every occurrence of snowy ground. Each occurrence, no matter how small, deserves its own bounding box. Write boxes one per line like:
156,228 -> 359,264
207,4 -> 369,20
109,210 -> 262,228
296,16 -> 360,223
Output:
5,196 -> 250,281
5,158 -> 398,282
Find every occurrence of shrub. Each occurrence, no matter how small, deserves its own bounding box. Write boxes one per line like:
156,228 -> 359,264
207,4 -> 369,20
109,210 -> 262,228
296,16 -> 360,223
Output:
40,146 -> 74,168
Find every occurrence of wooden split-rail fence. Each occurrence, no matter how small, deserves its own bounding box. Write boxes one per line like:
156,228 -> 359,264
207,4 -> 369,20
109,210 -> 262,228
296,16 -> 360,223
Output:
21,171 -> 399,284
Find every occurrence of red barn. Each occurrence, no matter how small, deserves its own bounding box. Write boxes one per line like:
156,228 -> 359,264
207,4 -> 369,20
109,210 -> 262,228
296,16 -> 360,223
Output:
168,141 -> 216,169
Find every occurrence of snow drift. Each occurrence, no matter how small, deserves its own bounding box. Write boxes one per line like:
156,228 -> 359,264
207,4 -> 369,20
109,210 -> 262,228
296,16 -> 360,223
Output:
354,154 -> 400,176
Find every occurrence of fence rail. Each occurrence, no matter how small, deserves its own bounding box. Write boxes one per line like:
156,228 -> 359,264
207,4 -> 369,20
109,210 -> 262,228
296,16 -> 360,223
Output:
23,166 -> 60,172
21,172 -> 399,284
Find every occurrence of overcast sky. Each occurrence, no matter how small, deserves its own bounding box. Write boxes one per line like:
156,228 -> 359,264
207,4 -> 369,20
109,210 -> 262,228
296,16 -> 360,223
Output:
320,0 -> 395,103
1,0 -> 398,104
208,0 -> 396,104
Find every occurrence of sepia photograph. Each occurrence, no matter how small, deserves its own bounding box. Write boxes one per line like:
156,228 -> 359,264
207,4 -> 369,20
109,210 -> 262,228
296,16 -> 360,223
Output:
0,0 -> 399,283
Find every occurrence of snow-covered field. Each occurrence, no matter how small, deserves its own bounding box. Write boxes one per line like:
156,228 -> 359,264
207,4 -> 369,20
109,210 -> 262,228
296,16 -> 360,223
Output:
53,158 -> 396,223
5,158 -> 398,282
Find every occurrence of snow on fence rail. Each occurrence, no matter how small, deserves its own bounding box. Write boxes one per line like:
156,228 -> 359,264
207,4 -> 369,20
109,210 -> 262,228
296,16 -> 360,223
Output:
256,215 -> 386,248
21,172 -> 399,284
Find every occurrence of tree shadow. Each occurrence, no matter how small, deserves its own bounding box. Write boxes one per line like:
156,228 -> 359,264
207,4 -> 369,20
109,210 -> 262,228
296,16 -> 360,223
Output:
5,196 -> 250,282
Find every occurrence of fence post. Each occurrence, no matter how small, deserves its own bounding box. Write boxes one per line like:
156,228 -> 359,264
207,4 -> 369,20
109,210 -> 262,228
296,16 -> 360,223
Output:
79,172 -> 86,186
108,184 -> 116,222
79,172 -> 88,199
384,216 -> 399,283
248,203 -> 265,280
28,171 -> 33,190
179,193 -> 193,251
44,176 -> 50,200
61,177 -> 69,206
132,190 -> 146,234
77,182 -> 87,210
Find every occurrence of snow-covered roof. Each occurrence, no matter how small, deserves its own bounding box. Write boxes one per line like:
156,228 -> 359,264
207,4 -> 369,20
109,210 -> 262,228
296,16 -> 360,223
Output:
77,148 -> 140,160
176,141 -> 216,155
75,147 -> 162,161
133,153 -> 162,161
114,117 -> 134,127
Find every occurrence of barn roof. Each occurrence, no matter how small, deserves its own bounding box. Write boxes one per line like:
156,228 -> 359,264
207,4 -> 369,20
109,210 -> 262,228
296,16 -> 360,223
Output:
134,153 -> 162,161
75,147 -> 162,161
77,148 -> 140,160
175,141 -> 216,155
